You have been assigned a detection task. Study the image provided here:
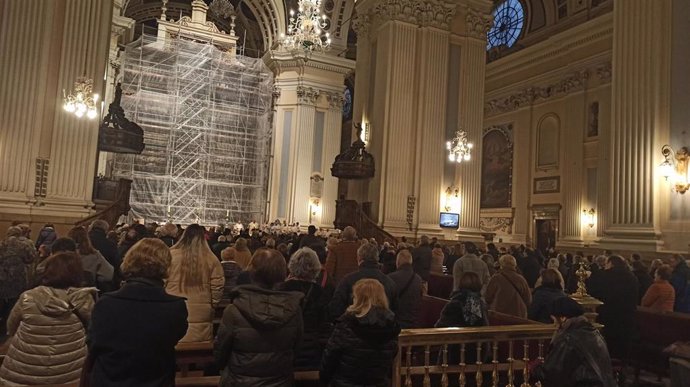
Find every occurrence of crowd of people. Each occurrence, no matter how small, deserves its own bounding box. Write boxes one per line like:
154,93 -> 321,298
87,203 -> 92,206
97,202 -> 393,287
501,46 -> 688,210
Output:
0,220 -> 688,386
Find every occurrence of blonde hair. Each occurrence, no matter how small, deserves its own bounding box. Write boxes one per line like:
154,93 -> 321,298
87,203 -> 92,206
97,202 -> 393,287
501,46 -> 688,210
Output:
121,238 -> 172,280
346,279 -> 389,318
171,224 -> 214,290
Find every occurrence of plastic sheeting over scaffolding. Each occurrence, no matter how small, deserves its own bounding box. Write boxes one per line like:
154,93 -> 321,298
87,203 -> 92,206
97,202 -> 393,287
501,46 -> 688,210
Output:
112,33 -> 274,225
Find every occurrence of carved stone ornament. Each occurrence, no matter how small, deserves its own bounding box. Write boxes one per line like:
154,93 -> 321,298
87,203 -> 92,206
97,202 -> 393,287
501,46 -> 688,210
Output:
365,0 -> 457,31
351,14 -> 371,39
596,62 -> 612,83
296,86 -> 320,105
485,69 -> 592,116
326,92 -> 345,111
465,7 -> 493,39
480,217 -> 513,234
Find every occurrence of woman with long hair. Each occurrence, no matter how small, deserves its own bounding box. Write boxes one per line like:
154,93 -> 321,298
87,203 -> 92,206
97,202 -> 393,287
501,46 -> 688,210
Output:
68,226 -> 114,291
320,278 -> 401,387
166,224 -> 224,342
224,237 -> 252,270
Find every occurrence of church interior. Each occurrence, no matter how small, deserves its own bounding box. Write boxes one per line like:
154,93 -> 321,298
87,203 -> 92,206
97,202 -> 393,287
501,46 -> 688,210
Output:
1,0 -> 689,255
2,0 -> 690,385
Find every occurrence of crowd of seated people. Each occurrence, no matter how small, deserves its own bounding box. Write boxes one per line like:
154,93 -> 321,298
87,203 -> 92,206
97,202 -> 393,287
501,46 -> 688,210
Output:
1,220 -> 689,386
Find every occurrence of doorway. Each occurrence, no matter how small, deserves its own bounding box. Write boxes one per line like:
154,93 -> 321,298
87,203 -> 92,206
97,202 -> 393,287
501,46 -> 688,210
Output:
535,219 -> 558,256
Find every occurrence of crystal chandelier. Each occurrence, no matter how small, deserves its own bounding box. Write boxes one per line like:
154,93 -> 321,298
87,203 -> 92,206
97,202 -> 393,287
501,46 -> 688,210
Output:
63,77 -> 99,119
446,130 -> 474,163
280,0 -> 331,53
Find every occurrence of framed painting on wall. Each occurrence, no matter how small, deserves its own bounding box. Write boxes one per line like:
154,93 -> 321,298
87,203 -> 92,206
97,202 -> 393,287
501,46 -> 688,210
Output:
481,124 -> 513,208
533,176 -> 560,194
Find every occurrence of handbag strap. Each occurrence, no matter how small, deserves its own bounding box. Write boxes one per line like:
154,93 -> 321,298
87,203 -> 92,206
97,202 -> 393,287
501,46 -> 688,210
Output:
398,271 -> 417,297
500,272 -> 527,306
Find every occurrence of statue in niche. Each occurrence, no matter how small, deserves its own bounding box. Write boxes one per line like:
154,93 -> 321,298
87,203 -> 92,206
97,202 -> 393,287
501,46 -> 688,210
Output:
588,101 -> 599,137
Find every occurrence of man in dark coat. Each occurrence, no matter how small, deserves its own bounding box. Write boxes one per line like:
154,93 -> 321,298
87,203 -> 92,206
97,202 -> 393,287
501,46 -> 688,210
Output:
87,239 -> 188,387
211,236 -> 231,260
411,235 -> 433,284
88,220 -> 120,270
329,243 -> 398,320
531,297 -> 618,387
669,254 -> 690,313
387,249 -> 422,328
589,255 -> 639,360
299,225 -> 327,262
518,249 -> 542,288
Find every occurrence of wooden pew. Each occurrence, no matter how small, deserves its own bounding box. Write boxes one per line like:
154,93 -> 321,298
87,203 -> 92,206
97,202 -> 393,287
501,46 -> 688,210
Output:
176,341 -> 215,377
631,307 -> 690,378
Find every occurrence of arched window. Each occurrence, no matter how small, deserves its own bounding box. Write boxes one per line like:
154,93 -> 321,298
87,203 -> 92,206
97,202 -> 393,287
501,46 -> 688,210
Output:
486,0 -> 525,51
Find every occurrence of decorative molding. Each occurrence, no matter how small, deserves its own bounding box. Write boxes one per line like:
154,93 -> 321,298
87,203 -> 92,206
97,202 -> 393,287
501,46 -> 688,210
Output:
480,217 -> 513,234
596,62 -> 612,83
351,14 -> 371,39
465,6 -> 493,39
406,195 -> 416,230
485,68 -> 596,116
359,0 -> 457,31
326,92 -> 344,111
482,123 -> 513,144
297,86 -> 320,105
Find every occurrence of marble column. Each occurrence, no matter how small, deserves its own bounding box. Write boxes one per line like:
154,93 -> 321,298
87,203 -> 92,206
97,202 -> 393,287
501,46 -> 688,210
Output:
321,95 -> 344,229
457,6 -> 493,242
290,88 -> 319,226
416,28 -> 449,234
599,0 -> 671,251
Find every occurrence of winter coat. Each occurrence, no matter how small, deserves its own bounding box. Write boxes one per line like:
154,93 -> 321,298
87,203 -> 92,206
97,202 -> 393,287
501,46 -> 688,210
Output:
214,285 -> 304,387
320,307 -> 401,387
641,279 -> 676,313
434,289 -> 488,365
387,264 -> 422,328
87,278 -> 188,387
279,279 -> 331,370
159,236 -> 177,248
223,247 -> 252,270
329,261 -> 399,320
165,249 -> 224,342
633,268 -> 653,304
221,261 -> 242,299
35,227 -> 57,250
453,254 -> 491,291
0,236 -> 37,299
531,316 -> 618,387
80,251 -> 114,291
325,241 -> 360,284
379,249 -> 397,274
485,267 -> 532,318
528,287 -> 567,323
670,260 -> 690,313
518,254 -> 542,288
88,228 -> 121,282
0,286 -> 96,385
411,244 -> 433,282
588,266 -> 639,358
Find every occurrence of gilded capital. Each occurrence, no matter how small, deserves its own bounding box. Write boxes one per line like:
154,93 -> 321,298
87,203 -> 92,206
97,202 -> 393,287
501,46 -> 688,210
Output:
465,7 -> 493,39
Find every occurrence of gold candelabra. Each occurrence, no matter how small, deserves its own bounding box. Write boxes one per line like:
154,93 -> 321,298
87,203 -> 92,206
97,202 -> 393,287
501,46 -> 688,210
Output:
573,261 -> 592,298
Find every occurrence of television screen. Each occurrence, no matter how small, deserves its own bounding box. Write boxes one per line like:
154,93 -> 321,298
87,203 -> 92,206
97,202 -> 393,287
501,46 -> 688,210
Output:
439,212 -> 459,228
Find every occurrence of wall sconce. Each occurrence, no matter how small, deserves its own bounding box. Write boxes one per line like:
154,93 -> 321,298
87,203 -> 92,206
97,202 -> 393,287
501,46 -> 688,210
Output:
582,208 -> 596,228
444,186 -> 460,213
659,145 -> 690,194
309,198 -> 321,223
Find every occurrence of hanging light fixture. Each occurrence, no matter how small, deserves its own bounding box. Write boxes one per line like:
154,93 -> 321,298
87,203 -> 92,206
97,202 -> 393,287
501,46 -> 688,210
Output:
280,0 -> 331,53
63,76 -> 99,119
446,129 -> 474,163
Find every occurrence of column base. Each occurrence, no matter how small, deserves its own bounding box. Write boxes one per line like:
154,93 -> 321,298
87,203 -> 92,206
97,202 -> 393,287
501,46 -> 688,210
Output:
455,228 -> 487,243
598,226 -> 664,252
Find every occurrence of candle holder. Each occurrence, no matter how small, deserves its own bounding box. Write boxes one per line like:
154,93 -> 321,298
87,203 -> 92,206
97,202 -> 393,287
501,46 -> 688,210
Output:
573,261 -> 591,298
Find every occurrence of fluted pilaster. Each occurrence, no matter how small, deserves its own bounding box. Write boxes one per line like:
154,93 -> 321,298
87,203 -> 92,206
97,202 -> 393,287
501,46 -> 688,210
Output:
601,0 -> 670,250
457,38 -> 487,237
560,92 -> 586,245
416,28 -> 449,231
291,99 -> 318,225
321,106 -> 342,228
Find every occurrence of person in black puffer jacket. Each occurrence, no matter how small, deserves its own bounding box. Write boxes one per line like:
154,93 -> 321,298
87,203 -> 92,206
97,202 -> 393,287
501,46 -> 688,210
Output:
214,249 -> 304,387
320,278 -> 401,387
280,247 -> 332,371
531,297 -> 617,387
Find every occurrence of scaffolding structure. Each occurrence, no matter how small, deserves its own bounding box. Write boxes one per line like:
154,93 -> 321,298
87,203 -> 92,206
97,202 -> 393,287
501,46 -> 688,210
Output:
112,33 -> 274,225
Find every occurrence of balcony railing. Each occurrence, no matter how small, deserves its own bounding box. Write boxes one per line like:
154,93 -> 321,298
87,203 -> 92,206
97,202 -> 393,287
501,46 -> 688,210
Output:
394,324 -> 556,387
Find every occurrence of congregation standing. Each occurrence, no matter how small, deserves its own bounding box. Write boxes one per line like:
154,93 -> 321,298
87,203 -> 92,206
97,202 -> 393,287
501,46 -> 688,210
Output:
0,220 -> 688,386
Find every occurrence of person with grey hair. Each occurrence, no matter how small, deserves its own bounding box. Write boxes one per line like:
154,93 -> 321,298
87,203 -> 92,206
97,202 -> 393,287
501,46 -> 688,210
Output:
279,247 -> 330,370
387,249 -> 422,328
485,255 -> 532,318
328,242 -> 398,320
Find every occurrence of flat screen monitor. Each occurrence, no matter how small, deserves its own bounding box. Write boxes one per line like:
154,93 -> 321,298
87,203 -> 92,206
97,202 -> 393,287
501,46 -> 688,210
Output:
439,212 -> 459,228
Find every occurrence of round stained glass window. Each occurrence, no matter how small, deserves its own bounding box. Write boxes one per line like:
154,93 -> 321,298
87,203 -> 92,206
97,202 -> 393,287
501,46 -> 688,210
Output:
487,0 -> 525,51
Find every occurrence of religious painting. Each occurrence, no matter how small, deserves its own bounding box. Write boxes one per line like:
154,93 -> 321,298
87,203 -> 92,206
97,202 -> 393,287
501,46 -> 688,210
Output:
533,176 -> 560,194
481,124 -> 513,209
536,114 -> 560,170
